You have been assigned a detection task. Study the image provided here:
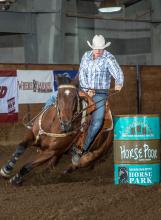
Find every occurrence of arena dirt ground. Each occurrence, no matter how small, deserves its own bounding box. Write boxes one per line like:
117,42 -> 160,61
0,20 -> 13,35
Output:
0,124 -> 161,220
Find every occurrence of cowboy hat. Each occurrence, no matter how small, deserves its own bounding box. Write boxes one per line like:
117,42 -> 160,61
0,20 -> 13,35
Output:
87,34 -> 111,50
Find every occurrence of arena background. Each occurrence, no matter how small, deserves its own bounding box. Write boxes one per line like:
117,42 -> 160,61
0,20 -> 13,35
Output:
0,0 -> 161,219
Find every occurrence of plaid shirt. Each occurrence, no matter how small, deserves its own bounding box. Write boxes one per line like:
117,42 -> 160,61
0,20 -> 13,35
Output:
79,50 -> 124,91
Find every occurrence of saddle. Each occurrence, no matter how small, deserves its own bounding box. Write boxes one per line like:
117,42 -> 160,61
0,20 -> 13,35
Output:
79,91 -> 96,114
75,92 -> 113,151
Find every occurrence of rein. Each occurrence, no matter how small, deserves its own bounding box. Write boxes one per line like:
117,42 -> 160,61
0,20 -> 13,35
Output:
37,108 -> 76,138
28,86 -> 119,141
71,88 -> 120,122
68,88 -> 120,133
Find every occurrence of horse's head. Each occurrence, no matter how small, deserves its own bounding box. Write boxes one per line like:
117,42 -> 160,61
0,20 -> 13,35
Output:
56,83 -> 79,132
57,84 -> 79,132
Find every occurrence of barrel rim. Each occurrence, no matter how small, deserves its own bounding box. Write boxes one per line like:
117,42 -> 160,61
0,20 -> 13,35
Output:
113,139 -> 161,142
113,114 -> 160,118
114,161 -> 161,164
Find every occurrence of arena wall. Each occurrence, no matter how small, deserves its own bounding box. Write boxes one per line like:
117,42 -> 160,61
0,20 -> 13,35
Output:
0,64 -> 160,144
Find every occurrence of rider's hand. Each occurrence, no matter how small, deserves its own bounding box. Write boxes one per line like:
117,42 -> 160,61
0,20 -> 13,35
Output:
115,85 -> 122,91
88,89 -> 95,97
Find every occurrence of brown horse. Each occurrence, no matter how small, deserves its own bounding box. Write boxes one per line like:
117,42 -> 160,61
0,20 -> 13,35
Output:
0,75 -> 113,185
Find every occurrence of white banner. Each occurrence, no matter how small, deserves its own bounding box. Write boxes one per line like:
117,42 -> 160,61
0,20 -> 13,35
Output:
17,70 -> 54,104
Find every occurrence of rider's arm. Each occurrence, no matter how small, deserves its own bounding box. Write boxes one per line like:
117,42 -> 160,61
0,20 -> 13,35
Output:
79,53 -> 89,92
107,55 -> 124,91
44,94 -> 56,109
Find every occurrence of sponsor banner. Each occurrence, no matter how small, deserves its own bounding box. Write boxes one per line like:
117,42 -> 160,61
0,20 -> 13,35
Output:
114,140 -> 160,164
17,70 -> 54,104
114,115 -> 160,140
53,70 -> 78,92
114,164 -> 160,185
0,72 -> 18,122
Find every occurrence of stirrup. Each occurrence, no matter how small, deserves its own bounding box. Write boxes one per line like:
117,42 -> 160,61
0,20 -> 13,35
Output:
71,149 -> 88,165
71,144 -> 82,156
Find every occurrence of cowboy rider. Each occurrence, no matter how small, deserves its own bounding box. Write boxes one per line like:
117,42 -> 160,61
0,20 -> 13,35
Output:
74,34 -> 124,161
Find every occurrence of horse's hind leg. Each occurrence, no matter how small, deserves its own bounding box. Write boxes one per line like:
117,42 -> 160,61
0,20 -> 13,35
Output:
9,150 -> 55,185
0,131 -> 34,178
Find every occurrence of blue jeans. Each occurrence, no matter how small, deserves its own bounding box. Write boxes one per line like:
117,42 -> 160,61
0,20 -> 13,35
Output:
44,94 -> 56,109
83,92 -> 107,152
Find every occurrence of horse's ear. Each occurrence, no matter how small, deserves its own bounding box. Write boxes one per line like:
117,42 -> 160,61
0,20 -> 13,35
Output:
55,74 -> 63,86
64,77 -> 72,84
62,73 -> 72,84
71,74 -> 79,88
55,73 -> 76,86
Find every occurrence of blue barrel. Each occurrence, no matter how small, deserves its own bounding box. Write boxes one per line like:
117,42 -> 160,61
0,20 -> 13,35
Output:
113,114 -> 160,186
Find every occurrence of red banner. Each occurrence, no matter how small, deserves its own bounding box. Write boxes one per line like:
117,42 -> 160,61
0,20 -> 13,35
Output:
0,70 -> 18,123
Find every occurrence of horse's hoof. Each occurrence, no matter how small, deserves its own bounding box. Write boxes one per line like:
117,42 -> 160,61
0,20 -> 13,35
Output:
0,167 -> 11,179
62,169 -> 68,174
63,168 -> 73,174
9,174 -> 23,186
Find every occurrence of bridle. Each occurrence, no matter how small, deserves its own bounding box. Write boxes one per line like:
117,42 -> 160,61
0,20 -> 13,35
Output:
32,85 -> 81,141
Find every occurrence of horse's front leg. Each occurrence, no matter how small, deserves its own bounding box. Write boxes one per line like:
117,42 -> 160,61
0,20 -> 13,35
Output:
9,150 -> 55,186
0,142 -> 30,178
0,130 -> 34,178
